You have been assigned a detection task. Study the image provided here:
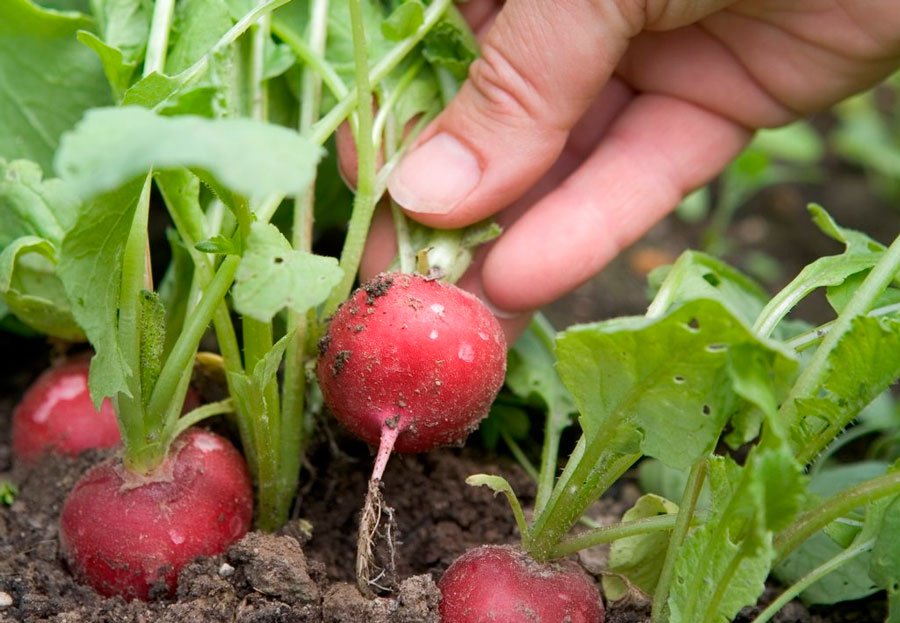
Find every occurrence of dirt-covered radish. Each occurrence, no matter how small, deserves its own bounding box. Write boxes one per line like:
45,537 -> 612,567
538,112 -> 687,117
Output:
11,356 -> 200,462
11,356 -> 120,462
439,545 -> 605,623
317,273 -> 506,593
59,427 -> 253,600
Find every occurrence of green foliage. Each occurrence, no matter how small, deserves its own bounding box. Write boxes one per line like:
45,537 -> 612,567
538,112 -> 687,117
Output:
668,448 -> 806,623
232,222 -> 342,322
603,494 -> 679,601
55,106 -> 323,201
557,299 -> 797,471
58,177 -> 145,407
0,159 -> 83,338
0,0 -> 112,171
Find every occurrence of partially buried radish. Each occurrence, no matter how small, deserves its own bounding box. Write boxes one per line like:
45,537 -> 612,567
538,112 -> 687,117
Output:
317,273 -> 506,593
439,545 -> 605,623
11,356 -> 200,462
11,356 -> 120,462
59,427 -> 252,600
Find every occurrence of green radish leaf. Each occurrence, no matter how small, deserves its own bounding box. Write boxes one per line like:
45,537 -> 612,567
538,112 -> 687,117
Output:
646,251 -> 769,327
556,299 -> 797,470
58,178 -> 146,407
138,290 -> 166,407
507,315 -> 575,417
77,31 -> 139,102
0,159 -> 78,249
0,159 -> 82,339
603,493 -> 678,601
196,235 -> 237,255
0,480 -> 18,506
0,0 -> 112,171
33,0 -> 90,11
826,270 -> 900,316
808,204 -> 885,254
668,448 -> 806,623
89,0 -> 151,65
232,222 -> 342,322
422,14 -> 477,81
869,495 -> 900,621
785,316 -> 900,460
774,461 -> 889,605
725,341 -> 796,446
166,0 -> 234,74
0,236 -> 84,340
250,330 -> 293,390
55,106 -> 323,200
382,1 -> 424,41
121,71 -> 187,109
157,229 -> 194,358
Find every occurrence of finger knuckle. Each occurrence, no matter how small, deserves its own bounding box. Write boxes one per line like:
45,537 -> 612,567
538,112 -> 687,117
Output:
466,41 -> 547,128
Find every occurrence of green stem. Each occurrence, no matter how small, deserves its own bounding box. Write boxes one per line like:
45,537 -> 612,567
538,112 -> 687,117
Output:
774,469 -> 900,562
783,233 -> 900,464
143,0 -> 176,77
751,539 -> 874,623
164,0 -> 293,104
308,0 -> 453,145
752,255 -> 883,339
371,57 -> 424,150
170,399 -> 235,439
249,3 -> 270,122
501,431 -> 539,481
527,437 -> 638,560
651,459 -> 708,623
146,255 -> 241,427
322,0 -> 376,316
786,301 -> 900,352
117,176 -> 152,467
702,538 -> 752,623
551,513 -> 693,558
531,316 -> 568,517
270,19 -> 346,101
280,0 -> 328,525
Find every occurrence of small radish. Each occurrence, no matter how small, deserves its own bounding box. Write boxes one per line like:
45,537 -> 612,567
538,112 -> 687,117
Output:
59,427 -> 253,600
317,273 -> 506,593
12,356 -> 119,462
439,545 -> 605,623
11,356 -> 199,462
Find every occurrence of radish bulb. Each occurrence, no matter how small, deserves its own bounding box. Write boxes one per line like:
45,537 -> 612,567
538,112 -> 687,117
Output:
317,273 -> 506,594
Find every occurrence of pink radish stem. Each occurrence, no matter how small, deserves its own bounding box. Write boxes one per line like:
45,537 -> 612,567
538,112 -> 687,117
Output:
356,420 -> 401,596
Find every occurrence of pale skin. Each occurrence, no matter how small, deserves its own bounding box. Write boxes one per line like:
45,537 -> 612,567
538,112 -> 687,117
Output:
344,0 -> 900,340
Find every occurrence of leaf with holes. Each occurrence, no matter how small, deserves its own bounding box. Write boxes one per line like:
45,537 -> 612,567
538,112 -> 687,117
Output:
232,222 -> 343,322
556,299 -> 797,470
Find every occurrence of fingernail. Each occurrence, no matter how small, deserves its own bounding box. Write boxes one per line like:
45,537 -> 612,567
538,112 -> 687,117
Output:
388,133 -> 481,214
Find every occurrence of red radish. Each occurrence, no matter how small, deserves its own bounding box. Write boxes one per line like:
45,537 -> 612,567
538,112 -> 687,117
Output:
316,273 -> 506,592
12,357 -> 119,462
439,545 -> 605,623
11,356 -> 200,462
317,273 -> 506,454
59,427 -> 252,600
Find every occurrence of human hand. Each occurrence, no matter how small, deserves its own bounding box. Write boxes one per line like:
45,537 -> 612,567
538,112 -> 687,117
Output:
356,0 -> 900,339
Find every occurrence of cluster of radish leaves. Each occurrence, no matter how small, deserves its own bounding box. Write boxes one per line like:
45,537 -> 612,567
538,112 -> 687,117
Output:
479,205 -> 900,622
0,0 -> 479,530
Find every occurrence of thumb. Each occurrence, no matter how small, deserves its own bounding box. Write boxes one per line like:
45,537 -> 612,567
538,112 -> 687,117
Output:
388,0 -> 635,227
